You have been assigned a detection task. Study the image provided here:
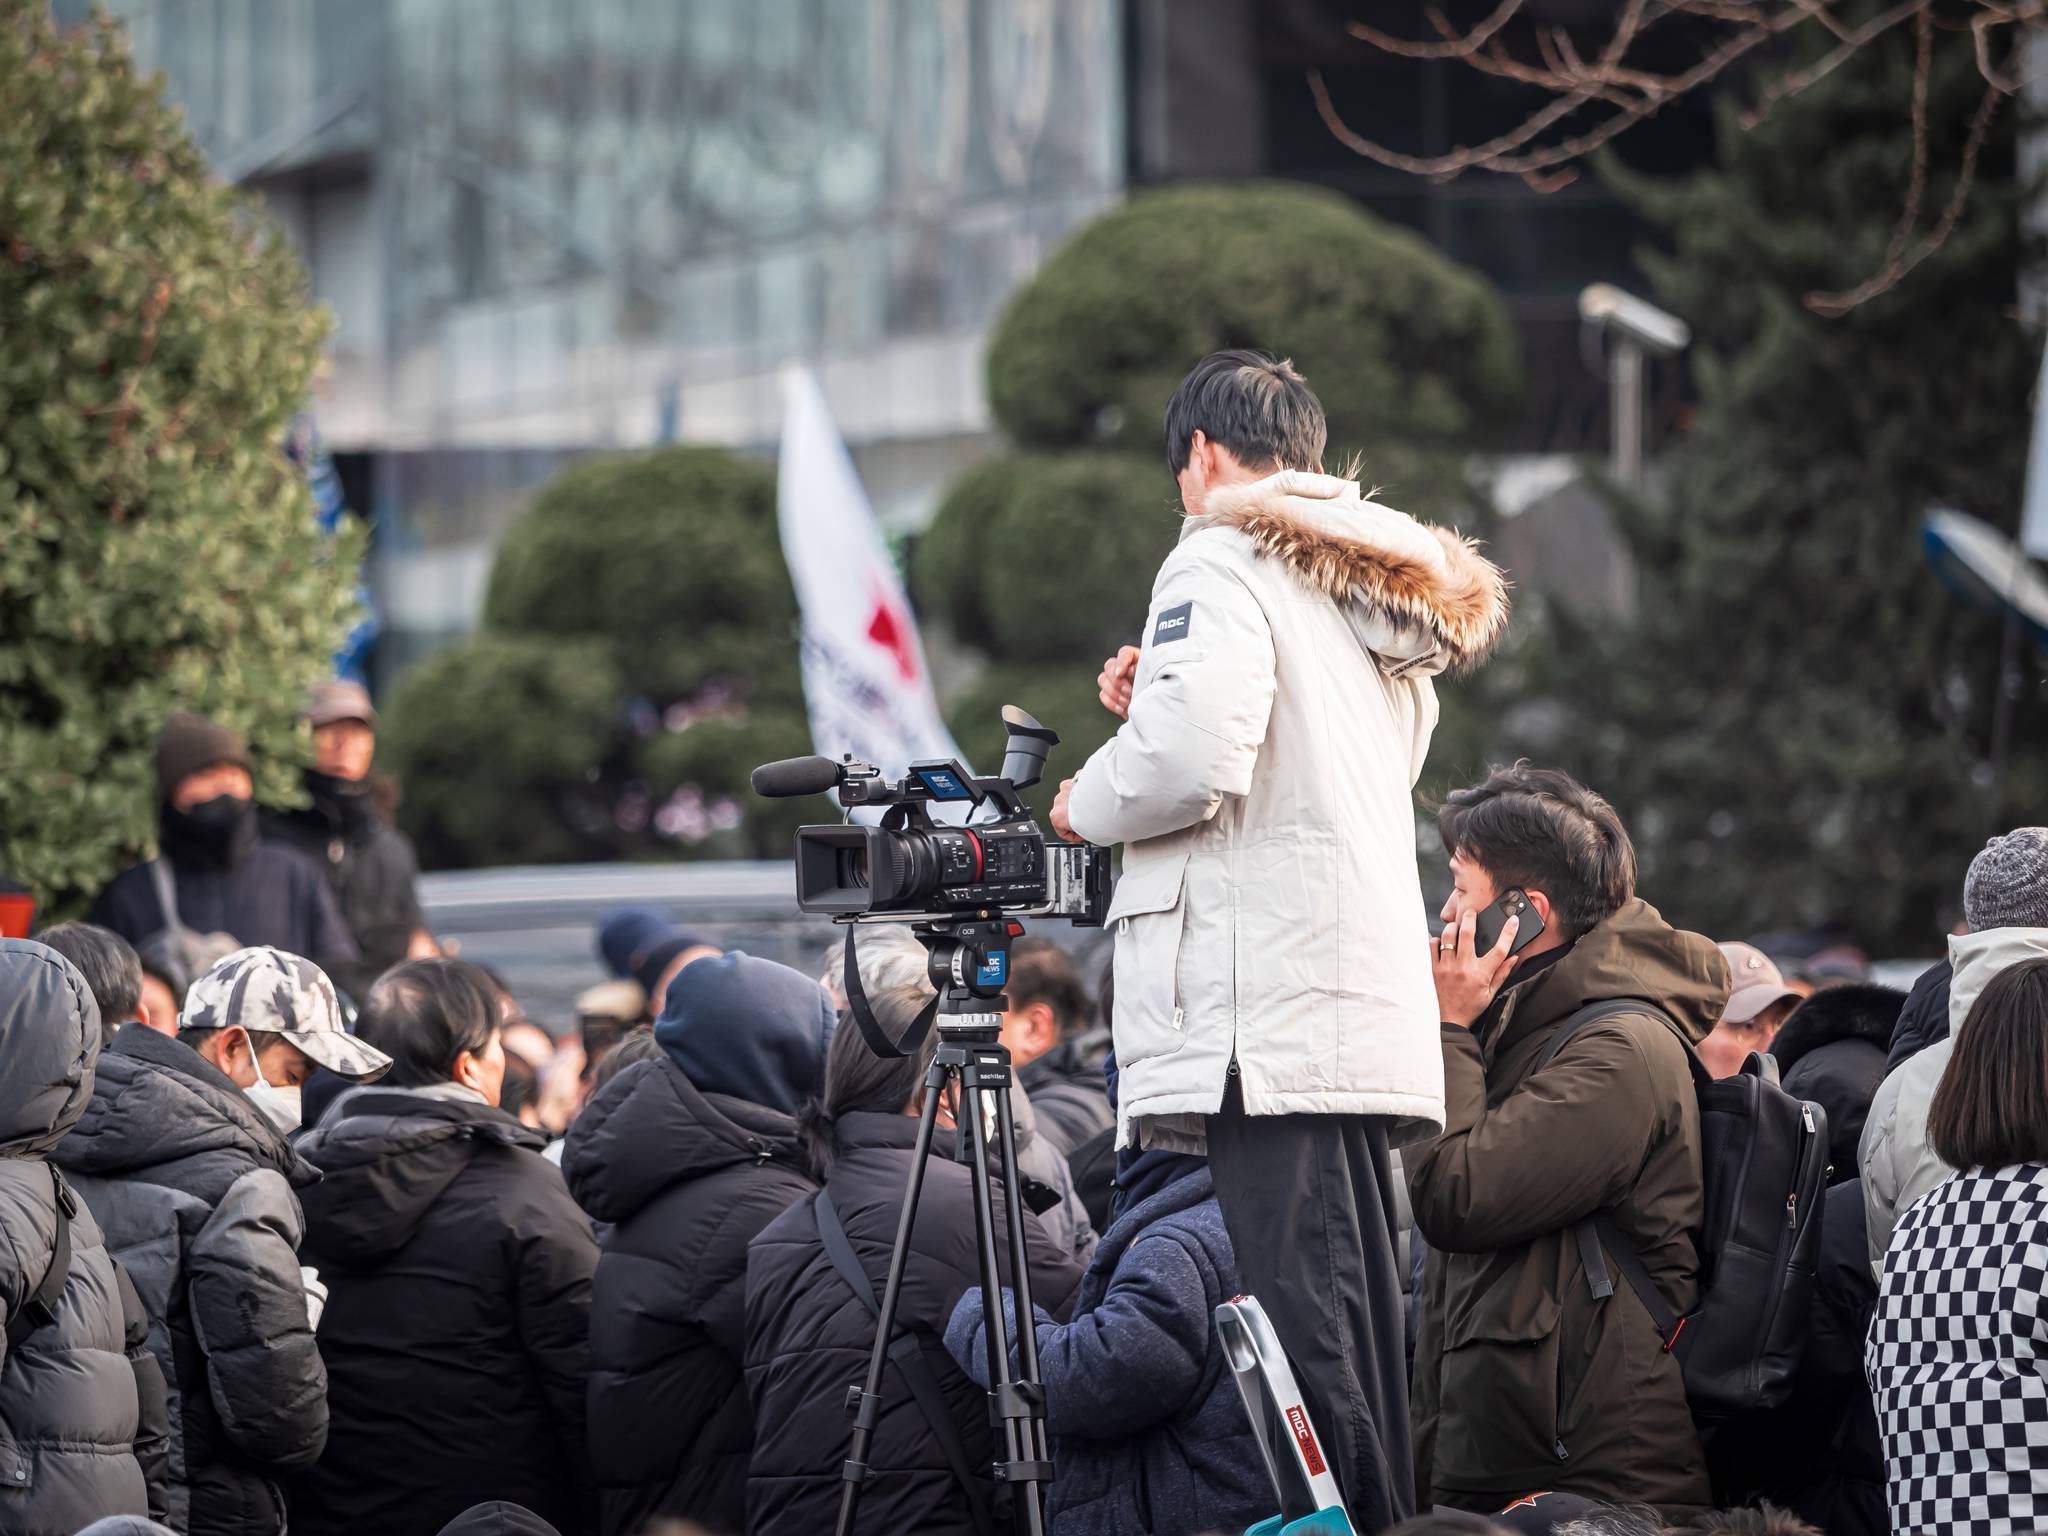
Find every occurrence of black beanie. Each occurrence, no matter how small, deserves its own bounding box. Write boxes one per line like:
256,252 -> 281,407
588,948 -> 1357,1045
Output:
155,712 -> 249,801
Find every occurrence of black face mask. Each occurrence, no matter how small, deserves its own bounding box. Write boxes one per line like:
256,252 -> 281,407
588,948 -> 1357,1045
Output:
160,794 -> 258,872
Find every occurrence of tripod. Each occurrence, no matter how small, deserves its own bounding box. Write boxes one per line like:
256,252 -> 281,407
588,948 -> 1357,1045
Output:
834,921 -> 1054,1536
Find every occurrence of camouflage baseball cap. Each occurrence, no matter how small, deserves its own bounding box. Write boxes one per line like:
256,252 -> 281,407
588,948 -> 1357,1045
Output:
181,946 -> 391,1082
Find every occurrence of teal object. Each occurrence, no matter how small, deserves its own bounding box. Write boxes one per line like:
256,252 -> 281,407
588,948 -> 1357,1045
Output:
1245,1508 -> 1356,1536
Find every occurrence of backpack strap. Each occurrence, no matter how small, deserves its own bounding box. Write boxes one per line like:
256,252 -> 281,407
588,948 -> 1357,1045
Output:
6,1166 -> 76,1350
815,1189 -> 998,1536
1536,998 -> 1689,1347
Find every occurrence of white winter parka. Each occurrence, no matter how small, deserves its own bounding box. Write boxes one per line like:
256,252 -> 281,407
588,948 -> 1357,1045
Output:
1066,471 -> 1509,1152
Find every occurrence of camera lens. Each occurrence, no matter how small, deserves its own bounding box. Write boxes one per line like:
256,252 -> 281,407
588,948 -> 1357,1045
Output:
837,847 -> 869,891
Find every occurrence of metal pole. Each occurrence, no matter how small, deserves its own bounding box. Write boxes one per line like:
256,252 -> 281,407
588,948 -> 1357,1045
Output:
1612,337 -> 1645,488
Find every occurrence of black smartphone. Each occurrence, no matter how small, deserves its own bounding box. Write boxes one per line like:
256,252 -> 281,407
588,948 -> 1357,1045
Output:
1472,888 -> 1546,957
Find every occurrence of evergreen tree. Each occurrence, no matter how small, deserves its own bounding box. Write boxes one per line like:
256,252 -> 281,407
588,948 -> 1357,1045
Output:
0,4 -> 356,916
1556,23 -> 2041,948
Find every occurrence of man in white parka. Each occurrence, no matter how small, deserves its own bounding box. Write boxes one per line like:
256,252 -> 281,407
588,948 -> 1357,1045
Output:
1051,349 -> 1509,1528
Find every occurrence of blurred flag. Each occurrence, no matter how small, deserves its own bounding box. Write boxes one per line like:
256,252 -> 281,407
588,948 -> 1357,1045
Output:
2022,343 -> 2048,560
777,365 -> 966,779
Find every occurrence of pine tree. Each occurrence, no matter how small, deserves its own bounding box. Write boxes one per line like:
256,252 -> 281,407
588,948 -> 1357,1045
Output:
0,4 -> 357,916
1555,23 -> 2041,948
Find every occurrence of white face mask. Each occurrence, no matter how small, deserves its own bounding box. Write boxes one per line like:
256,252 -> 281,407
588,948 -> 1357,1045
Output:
239,1030 -> 303,1135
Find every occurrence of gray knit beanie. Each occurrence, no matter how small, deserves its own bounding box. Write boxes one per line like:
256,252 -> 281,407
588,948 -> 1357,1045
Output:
1963,827 -> 2048,932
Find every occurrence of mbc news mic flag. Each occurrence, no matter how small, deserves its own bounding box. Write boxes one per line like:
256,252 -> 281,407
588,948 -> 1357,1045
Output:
776,364 -> 968,781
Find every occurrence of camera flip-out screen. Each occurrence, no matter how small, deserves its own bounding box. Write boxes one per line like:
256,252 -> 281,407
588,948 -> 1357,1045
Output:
912,766 -> 974,801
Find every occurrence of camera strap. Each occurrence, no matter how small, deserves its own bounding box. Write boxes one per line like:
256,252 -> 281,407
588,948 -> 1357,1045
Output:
842,930 -> 940,1060
814,1189 -> 998,1536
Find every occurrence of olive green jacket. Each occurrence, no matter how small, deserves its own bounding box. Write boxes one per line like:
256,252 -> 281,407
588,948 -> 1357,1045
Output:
1407,899 -> 1729,1516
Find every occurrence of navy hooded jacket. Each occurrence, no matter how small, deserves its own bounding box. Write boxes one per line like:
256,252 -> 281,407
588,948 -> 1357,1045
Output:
945,1163 -> 1267,1536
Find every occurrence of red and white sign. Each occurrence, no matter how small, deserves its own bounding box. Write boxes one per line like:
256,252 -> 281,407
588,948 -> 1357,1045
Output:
776,365 -> 968,780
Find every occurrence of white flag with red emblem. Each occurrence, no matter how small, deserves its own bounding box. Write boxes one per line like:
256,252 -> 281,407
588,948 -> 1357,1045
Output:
776,364 -> 968,783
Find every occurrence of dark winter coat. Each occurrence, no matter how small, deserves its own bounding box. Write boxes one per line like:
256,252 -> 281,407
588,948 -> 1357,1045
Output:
1408,900 -> 1726,1517
1018,1040 -> 1113,1161
90,840 -> 357,977
0,941 -> 148,1536
743,1111 -> 1086,1536
562,1057 -> 814,1536
1884,958 -> 1950,1073
263,769 -> 426,999
945,1164 -> 1267,1536
53,1023 -> 325,1536
1772,983 -> 1901,1185
290,1088 -> 598,1536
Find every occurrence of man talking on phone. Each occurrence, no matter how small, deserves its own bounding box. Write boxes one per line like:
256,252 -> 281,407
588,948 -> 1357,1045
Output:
1049,350 -> 1509,1528
1407,764 -> 1726,1517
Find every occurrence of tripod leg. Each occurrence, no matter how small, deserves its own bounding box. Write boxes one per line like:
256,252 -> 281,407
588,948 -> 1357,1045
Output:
989,1086 -> 1053,1471
835,1065 -> 948,1536
963,1076 -> 1049,1536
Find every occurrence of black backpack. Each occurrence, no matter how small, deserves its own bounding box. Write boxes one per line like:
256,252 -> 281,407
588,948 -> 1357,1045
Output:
1540,998 -> 1830,1425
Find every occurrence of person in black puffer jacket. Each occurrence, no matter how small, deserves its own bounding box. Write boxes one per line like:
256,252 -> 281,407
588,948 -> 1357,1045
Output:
744,983 -> 1087,1536
54,947 -> 387,1536
563,954 -> 832,1536
1884,958 -> 1951,1073
1770,982 -> 1903,1186
291,960 -> 597,1536
0,940 -> 149,1536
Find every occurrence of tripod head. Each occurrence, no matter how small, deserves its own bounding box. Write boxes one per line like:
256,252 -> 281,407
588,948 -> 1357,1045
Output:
840,915 -> 1022,1058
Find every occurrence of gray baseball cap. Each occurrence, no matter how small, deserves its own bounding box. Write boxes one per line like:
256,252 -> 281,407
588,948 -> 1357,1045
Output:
181,946 -> 391,1082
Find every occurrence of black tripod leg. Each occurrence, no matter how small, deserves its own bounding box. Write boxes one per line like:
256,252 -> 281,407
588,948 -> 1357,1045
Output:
989,1086 -> 1053,1473
963,1078 -> 1048,1536
835,1066 -> 947,1536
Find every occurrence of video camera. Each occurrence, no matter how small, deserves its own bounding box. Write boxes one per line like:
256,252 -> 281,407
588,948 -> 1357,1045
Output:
750,705 -> 1110,929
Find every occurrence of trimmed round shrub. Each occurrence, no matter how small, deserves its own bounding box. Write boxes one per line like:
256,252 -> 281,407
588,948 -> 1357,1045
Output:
636,707 -> 818,860
483,446 -> 796,706
381,634 -> 623,870
914,451 -> 1177,665
986,180 -> 1524,462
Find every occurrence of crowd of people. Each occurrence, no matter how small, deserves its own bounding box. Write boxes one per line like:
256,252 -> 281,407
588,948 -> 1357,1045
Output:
8,351 -> 2048,1536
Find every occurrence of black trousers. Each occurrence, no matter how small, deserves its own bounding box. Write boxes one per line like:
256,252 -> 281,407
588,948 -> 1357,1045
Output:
1207,1080 -> 1416,1534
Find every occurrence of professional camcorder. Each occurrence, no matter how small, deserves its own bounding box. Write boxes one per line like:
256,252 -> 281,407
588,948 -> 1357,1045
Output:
750,705 -> 1109,927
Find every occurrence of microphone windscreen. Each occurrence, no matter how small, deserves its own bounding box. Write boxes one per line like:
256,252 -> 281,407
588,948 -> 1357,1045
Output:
749,755 -> 842,799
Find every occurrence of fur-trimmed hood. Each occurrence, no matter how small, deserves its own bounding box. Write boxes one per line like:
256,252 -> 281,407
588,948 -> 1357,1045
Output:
1186,470 -> 1509,671
1770,982 -> 1903,1072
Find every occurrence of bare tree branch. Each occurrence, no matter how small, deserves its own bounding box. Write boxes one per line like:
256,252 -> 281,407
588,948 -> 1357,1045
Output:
1806,78 -> 2005,314
1347,0 -> 1525,61
1327,0 -> 2038,310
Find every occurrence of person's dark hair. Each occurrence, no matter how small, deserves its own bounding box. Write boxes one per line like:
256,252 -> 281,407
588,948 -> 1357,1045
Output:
1437,762 -> 1637,936
1163,349 -> 1327,476
34,922 -> 142,1044
498,1047 -> 538,1123
1381,1514 -> 1506,1536
356,957 -> 501,1088
1006,938 -> 1091,1039
1929,957 -> 2048,1169
1668,1503 -> 1821,1536
798,985 -> 937,1180
587,1026 -> 662,1099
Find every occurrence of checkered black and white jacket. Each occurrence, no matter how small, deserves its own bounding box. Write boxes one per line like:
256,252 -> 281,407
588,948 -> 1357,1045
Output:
1868,1163 -> 2048,1536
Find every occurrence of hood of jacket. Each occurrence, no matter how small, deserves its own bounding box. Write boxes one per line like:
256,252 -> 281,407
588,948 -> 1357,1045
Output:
0,939 -> 99,1155
295,1088 -> 543,1264
434,1502 -> 562,1536
1496,898 -> 1729,1059
1771,983 -> 1903,1072
54,1020 -> 318,1186
563,1054 -> 803,1224
1187,470 -> 1509,671
1088,1160 -> 1214,1281
1948,925 -> 2048,1034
